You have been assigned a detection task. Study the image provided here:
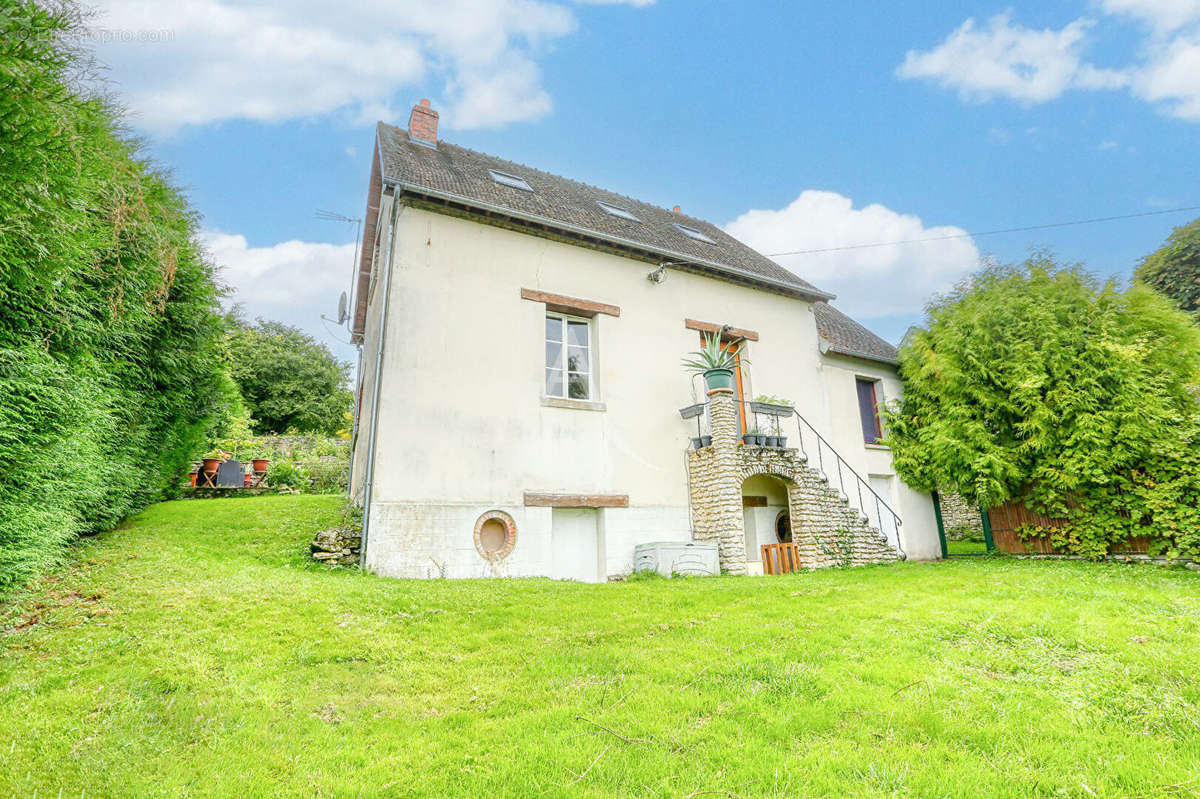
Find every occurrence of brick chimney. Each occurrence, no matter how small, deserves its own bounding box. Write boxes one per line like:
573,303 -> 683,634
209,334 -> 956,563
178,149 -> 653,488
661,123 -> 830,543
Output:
673,205 -> 681,213
408,99 -> 438,146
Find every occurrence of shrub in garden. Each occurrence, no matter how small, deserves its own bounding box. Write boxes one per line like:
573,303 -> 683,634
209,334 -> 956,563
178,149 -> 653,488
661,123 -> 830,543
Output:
266,461 -> 312,492
0,2 -> 223,589
886,254 -> 1200,560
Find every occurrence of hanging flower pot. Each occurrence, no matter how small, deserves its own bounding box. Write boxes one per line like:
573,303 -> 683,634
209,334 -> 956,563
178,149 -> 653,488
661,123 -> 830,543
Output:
702,367 -> 734,392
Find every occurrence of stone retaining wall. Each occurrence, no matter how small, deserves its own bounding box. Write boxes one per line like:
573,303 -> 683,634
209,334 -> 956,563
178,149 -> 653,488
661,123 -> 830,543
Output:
939,491 -> 983,539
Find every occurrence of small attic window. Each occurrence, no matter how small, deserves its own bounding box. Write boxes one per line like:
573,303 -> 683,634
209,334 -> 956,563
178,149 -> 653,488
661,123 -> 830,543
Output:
674,223 -> 716,244
488,169 -> 532,192
596,201 -> 640,223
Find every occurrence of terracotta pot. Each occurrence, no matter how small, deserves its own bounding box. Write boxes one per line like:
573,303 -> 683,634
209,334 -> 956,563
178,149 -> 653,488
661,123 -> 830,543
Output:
243,473 -> 252,487
188,472 -> 198,487
202,457 -> 220,472
252,458 -> 269,472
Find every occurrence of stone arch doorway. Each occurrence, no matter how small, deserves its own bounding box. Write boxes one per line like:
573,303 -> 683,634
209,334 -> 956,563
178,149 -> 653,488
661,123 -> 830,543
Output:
741,473 -> 793,576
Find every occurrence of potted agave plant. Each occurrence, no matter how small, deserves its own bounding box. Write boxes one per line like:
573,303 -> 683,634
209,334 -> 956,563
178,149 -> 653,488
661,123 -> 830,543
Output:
681,333 -> 744,394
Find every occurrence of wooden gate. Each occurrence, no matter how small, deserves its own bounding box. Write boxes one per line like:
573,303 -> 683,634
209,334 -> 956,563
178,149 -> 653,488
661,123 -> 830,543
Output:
761,542 -> 801,574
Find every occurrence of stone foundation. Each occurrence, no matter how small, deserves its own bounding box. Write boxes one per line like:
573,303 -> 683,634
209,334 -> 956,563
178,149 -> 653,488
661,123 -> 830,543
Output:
687,391 -> 900,572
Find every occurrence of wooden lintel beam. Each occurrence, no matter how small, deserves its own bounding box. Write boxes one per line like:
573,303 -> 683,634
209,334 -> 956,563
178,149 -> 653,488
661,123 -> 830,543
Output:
520,288 -> 621,318
523,492 -> 629,508
684,318 -> 760,342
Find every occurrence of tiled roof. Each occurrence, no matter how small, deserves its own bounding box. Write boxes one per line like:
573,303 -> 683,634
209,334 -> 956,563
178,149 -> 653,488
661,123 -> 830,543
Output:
813,302 -> 899,366
375,123 -> 832,301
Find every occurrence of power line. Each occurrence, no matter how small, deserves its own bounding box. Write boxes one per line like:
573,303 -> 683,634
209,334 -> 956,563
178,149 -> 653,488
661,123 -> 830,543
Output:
764,204 -> 1200,258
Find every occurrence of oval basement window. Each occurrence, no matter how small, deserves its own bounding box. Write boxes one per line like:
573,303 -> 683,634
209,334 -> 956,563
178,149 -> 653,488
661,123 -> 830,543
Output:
775,510 -> 793,543
474,510 -> 517,561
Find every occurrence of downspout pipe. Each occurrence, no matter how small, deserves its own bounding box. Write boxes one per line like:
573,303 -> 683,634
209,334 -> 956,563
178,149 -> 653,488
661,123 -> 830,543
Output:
358,190 -> 400,568
345,344 -> 363,499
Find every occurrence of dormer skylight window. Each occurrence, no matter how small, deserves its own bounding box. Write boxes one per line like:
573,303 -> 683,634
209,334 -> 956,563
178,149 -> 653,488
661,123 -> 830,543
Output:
674,223 -> 716,244
488,169 -> 533,192
596,201 -> 640,223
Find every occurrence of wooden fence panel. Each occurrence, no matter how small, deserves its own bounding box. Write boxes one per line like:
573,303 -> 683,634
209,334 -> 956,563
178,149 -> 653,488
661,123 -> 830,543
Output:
987,502 -> 1150,555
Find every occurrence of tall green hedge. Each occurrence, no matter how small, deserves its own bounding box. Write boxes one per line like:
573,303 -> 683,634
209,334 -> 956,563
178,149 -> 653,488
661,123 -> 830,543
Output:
886,255 -> 1200,560
0,1 -> 224,589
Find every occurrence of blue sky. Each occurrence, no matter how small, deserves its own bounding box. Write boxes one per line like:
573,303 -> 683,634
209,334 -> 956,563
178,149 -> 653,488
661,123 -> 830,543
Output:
89,0 -> 1200,365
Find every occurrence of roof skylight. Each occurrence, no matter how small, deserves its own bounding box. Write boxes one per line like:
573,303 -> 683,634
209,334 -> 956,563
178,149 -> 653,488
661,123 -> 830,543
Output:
596,201 -> 641,223
488,169 -> 533,192
674,223 -> 716,244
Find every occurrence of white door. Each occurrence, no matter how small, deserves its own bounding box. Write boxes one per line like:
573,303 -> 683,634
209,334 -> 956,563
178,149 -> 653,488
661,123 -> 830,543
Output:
551,508 -> 601,582
868,475 -> 899,547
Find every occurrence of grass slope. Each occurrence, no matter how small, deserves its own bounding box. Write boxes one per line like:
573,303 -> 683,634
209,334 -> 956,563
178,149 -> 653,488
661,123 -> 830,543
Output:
2,496 -> 1199,798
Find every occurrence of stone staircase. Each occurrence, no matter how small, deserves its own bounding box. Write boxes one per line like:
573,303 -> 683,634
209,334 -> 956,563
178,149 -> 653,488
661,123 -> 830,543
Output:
686,390 -> 902,573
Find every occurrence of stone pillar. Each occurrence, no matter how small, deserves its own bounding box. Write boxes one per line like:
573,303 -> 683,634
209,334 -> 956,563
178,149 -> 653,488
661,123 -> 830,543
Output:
686,390 -> 747,574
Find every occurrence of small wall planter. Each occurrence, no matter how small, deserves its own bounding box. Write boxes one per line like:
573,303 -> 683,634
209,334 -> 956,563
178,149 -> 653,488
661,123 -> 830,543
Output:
691,435 -> 713,449
765,435 -> 781,447
749,401 -> 794,417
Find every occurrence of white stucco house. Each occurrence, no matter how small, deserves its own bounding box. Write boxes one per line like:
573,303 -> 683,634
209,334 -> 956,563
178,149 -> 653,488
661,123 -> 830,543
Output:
348,99 -> 940,581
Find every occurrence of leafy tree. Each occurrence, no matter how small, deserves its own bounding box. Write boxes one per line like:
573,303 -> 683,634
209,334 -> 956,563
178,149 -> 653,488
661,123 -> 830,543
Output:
225,316 -> 352,435
1135,217 -> 1200,317
886,254 -> 1200,559
0,1 -> 224,589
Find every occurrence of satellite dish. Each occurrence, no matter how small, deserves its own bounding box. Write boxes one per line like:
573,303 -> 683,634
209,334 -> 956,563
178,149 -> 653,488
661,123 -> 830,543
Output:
336,291 -> 348,325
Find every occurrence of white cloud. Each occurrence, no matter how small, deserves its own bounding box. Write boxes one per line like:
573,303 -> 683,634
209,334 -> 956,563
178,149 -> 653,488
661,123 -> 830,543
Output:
202,230 -> 358,358
1130,31 -> 1200,119
724,191 -> 980,319
1099,0 -> 1200,31
899,6 -> 1200,122
896,13 -> 1127,104
88,0 -> 637,133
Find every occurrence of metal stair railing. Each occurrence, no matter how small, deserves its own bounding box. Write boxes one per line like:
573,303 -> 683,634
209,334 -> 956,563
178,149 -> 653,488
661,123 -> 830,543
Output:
790,411 -> 903,556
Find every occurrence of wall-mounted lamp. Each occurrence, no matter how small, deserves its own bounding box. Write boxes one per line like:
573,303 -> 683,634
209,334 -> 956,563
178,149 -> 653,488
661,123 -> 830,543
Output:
648,261 -> 688,284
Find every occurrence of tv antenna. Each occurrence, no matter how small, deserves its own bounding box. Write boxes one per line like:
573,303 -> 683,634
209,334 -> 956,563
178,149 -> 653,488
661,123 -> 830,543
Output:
316,209 -> 363,331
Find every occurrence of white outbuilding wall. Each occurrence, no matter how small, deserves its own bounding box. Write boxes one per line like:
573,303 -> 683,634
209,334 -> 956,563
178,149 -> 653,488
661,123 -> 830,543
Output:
352,203 -> 939,578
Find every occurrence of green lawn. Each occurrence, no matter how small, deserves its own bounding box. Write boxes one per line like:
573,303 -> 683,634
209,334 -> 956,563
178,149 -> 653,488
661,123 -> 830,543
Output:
3,497 -> 1200,798
946,538 -> 990,555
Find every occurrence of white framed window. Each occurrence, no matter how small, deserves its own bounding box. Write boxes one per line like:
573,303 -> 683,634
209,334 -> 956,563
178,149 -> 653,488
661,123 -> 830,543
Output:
545,313 -> 592,400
